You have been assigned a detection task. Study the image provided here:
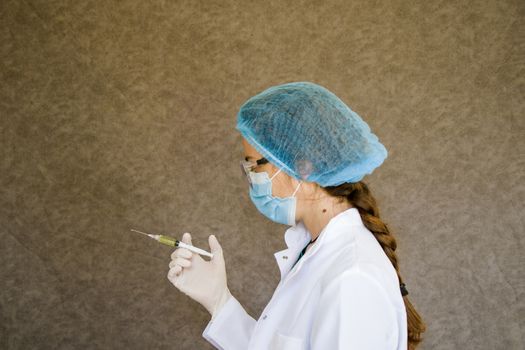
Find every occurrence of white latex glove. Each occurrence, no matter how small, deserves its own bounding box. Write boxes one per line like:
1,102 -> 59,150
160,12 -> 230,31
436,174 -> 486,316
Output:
167,232 -> 232,320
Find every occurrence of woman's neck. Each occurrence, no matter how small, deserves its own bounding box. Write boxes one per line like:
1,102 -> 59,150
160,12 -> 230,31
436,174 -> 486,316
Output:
301,198 -> 353,241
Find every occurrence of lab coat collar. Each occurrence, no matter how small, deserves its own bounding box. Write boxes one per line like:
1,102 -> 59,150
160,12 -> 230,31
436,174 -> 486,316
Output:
283,220 -> 310,249
274,207 -> 364,281
285,207 -> 363,248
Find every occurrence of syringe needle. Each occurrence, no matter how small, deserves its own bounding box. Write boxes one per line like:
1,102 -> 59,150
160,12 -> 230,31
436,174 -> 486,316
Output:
130,229 -> 159,239
131,228 -> 149,236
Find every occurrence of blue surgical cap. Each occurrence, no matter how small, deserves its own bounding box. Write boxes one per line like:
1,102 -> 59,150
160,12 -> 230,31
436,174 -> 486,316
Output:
236,81 -> 388,187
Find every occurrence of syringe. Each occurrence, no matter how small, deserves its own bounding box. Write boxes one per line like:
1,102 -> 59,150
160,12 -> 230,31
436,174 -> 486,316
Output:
130,229 -> 214,258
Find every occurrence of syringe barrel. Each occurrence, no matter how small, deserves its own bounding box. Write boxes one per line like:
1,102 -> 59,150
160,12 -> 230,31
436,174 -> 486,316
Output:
158,235 -> 177,247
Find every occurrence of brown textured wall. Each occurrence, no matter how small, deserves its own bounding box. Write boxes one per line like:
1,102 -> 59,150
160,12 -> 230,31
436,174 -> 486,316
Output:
1,0 -> 523,349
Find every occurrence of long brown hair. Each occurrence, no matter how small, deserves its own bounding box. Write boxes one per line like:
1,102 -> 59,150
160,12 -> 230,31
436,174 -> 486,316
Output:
322,180 -> 426,349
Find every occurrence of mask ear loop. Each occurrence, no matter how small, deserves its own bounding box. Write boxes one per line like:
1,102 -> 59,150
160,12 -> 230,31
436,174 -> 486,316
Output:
270,167 -> 302,197
270,167 -> 282,181
292,181 -> 302,197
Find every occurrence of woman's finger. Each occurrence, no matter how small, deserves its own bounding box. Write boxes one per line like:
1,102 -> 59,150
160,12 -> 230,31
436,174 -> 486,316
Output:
172,257 -> 191,268
178,248 -> 193,259
175,257 -> 192,268
168,266 -> 182,280
171,248 -> 192,260
169,259 -> 187,269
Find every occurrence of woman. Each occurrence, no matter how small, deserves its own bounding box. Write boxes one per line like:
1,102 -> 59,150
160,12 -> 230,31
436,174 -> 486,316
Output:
167,82 -> 426,349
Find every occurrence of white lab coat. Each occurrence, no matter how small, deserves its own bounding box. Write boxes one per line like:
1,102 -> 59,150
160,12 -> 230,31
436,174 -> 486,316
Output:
202,207 -> 407,349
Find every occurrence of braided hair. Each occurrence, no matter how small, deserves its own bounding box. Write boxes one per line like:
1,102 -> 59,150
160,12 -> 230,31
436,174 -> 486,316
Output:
322,181 -> 426,349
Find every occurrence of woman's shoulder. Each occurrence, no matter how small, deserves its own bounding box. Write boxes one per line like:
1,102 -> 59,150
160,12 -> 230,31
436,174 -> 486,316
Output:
317,224 -> 399,297
316,261 -> 399,316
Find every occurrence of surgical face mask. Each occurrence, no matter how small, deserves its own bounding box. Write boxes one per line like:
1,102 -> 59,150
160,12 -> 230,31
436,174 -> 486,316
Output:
248,168 -> 302,226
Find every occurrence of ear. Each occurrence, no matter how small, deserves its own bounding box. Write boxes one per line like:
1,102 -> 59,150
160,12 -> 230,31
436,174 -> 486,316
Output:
296,159 -> 314,179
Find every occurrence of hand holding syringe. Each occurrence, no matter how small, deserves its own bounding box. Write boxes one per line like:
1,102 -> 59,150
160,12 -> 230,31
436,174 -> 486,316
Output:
130,229 -> 214,258
131,228 -> 232,320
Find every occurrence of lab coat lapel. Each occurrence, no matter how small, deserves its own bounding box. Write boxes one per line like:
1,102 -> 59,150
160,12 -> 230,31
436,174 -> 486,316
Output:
273,208 -> 364,283
273,221 -> 311,281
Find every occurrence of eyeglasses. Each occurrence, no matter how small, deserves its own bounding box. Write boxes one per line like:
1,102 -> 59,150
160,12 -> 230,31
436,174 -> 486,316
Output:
240,157 -> 269,188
